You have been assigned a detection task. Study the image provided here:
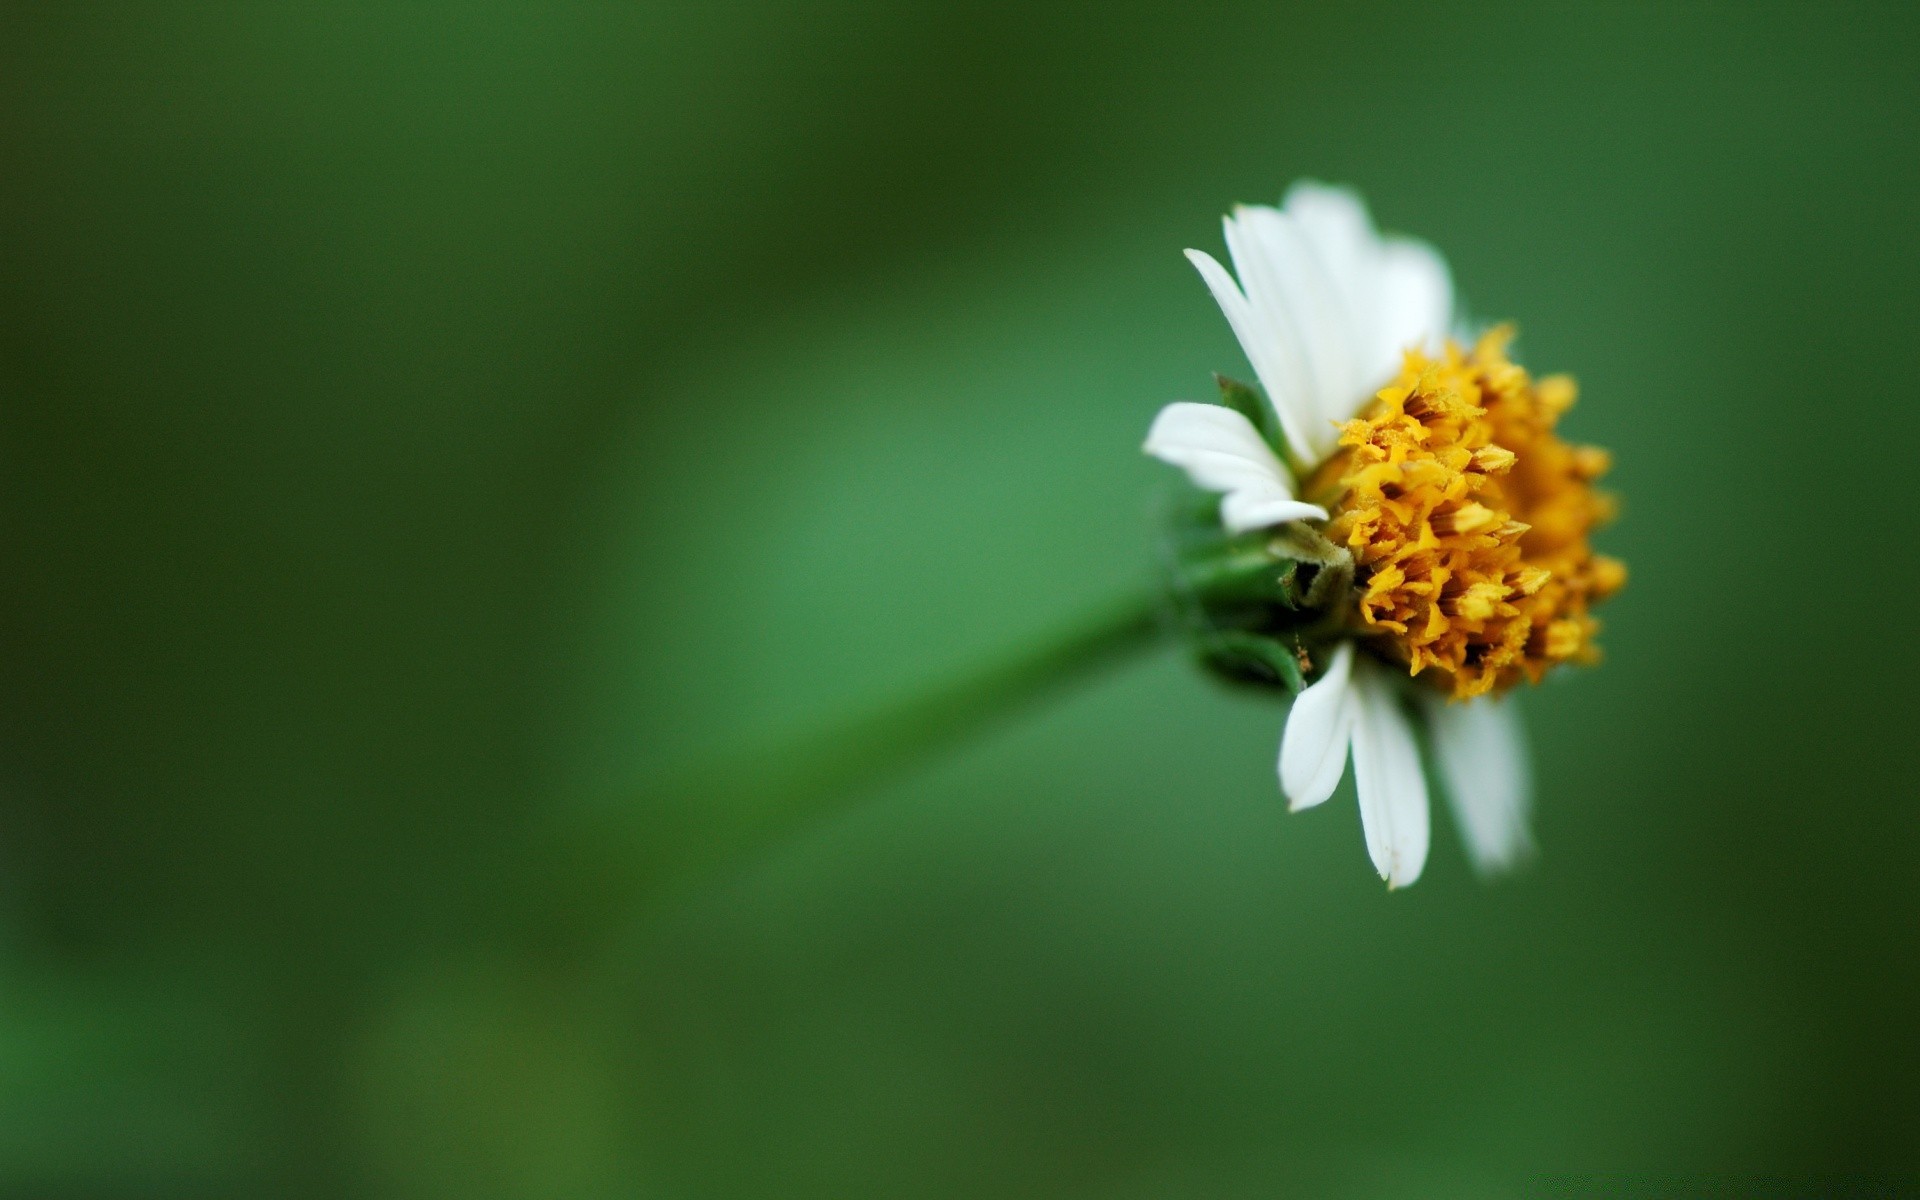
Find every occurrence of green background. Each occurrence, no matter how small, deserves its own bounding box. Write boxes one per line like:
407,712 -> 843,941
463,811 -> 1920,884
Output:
4,3 -> 1917,1195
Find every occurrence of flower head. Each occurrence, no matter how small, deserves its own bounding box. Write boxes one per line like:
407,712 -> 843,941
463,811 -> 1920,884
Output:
1318,328 -> 1626,699
1146,182 -> 1624,887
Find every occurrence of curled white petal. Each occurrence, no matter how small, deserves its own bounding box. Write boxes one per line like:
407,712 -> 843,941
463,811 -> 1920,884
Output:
1143,402 -> 1284,492
1278,641 -> 1356,812
1350,660 -> 1431,889
1144,402 -> 1327,532
1219,491 -> 1329,533
1425,694 -> 1534,874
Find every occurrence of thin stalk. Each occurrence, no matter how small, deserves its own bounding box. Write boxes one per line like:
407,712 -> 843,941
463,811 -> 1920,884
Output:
513,587 -> 1169,963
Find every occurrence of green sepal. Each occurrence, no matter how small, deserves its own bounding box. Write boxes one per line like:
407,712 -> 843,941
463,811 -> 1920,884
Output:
1154,454 -> 1356,696
1178,532 -> 1305,610
1266,524 -> 1354,611
1215,373 -> 1285,459
1197,629 -> 1308,693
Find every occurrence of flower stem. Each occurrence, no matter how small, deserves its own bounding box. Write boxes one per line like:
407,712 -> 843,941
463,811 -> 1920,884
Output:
515,587 -> 1168,964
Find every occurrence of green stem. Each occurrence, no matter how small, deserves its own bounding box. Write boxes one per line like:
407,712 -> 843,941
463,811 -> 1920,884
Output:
515,587 -> 1169,963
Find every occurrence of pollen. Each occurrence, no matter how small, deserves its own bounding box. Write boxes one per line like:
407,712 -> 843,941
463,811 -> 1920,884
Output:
1312,328 -> 1626,699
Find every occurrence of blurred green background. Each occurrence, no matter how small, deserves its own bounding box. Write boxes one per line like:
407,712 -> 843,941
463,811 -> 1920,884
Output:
5,3 -> 1918,1196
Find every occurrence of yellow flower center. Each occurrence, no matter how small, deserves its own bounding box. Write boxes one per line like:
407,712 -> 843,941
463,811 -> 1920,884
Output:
1309,328 -> 1626,699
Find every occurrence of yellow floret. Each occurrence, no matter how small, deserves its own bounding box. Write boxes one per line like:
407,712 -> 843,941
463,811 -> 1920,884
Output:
1310,328 -> 1625,699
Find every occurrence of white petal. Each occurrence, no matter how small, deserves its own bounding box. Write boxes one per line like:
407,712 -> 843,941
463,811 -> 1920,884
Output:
1189,184 -> 1459,467
1278,641 -> 1356,812
1372,237 -> 1454,379
1184,248 -> 1319,463
1283,182 -> 1456,405
1281,183 -> 1376,317
1144,403 -> 1326,532
1425,694 -> 1534,874
1223,207 -> 1357,458
1350,661 -> 1431,888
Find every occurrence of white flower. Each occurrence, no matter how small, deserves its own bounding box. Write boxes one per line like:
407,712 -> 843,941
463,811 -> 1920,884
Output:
1146,181 -> 1533,888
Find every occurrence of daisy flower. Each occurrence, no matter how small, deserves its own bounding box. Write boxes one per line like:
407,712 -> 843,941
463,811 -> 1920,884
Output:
1146,182 -> 1624,888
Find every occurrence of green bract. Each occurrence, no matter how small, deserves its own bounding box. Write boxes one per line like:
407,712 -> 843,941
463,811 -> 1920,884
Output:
1158,389 -> 1355,697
